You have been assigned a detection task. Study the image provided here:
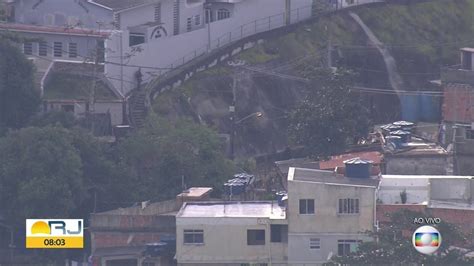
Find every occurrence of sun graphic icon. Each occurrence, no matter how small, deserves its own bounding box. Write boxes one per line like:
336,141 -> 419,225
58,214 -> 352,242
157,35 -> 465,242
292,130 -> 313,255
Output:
31,221 -> 50,235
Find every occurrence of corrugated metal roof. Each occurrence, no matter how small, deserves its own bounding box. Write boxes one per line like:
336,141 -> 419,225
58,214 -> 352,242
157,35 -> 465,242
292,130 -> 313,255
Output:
393,121 -> 414,126
319,151 -> 382,170
343,157 -> 373,165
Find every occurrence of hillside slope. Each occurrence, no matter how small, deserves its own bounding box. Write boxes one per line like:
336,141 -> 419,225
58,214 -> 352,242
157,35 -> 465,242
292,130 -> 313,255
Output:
151,0 -> 474,158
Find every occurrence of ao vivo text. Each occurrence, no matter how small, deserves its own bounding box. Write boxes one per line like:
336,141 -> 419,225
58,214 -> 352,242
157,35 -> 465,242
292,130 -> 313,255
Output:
413,217 -> 442,225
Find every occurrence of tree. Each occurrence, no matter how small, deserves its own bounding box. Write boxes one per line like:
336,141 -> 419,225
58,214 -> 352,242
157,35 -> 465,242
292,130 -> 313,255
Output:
329,209 -> 474,265
0,38 -> 40,130
0,127 -> 85,224
28,110 -> 78,129
288,68 -> 370,158
115,114 -> 234,202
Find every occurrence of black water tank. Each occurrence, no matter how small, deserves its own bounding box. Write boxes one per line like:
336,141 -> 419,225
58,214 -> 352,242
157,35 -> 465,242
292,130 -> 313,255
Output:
344,158 -> 373,179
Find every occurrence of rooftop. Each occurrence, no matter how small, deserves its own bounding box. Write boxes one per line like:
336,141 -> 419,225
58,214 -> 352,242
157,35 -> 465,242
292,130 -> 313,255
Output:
385,137 -> 448,157
0,22 -> 109,37
89,0 -> 150,11
319,151 -> 382,170
43,61 -> 120,101
275,158 -> 319,174
288,167 -> 379,187
177,187 -> 213,199
177,201 -> 286,219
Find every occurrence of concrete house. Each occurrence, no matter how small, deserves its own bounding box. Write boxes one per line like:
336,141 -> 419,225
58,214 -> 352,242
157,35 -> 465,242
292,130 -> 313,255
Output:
440,47 -> 474,175
175,163 -> 378,266
286,167 -> 377,265
176,201 -> 288,266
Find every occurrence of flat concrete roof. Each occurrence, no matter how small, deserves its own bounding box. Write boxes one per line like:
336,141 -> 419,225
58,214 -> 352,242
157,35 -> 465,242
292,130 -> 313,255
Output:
288,167 -> 379,187
177,187 -> 213,199
382,175 -> 473,179
177,201 -> 286,219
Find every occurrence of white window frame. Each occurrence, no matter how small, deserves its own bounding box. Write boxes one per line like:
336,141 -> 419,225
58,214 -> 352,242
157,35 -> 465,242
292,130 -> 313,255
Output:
23,42 -> 33,55
217,8 -> 230,20
183,229 -> 204,245
299,199 -> 315,214
38,41 -> 48,56
53,42 -> 62,57
338,198 -> 359,215
194,14 -> 201,26
68,42 -> 77,58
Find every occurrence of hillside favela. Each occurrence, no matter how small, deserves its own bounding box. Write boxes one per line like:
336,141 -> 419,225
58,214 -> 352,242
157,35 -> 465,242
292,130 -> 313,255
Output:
2,0 -> 474,265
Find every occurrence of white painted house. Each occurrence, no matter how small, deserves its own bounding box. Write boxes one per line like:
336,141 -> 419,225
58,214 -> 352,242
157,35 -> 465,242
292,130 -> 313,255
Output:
175,166 -> 378,265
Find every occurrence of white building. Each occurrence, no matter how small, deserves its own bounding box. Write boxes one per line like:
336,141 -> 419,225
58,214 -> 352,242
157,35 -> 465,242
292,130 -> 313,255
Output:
175,165 -> 379,266
286,167 -> 377,265
378,175 -> 474,207
176,201 -> 288,266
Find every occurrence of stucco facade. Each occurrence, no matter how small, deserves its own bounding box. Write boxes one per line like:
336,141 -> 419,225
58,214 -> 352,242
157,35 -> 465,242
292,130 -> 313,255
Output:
286,167 -> 377,265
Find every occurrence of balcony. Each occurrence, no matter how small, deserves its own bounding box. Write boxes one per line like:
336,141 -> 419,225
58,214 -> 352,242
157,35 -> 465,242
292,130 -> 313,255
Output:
441,65 -> 474,85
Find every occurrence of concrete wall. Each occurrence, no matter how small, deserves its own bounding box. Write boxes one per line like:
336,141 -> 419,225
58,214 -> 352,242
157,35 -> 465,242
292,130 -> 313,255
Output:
385,156 -> 451,175
176,217 -> 287,264
12,0 -> 113,28
288,233 -> 371,265
287,181 -> 375,233
95,101 -> 123,125
105,0 -> 314,95
9,30 -> 102,72
430,178 -> 474,202
286,180 -> 375,264
377,178 -> 429,204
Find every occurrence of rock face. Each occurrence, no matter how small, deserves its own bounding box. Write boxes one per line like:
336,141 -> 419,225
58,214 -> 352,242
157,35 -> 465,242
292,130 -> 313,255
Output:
154,64 -> 307,158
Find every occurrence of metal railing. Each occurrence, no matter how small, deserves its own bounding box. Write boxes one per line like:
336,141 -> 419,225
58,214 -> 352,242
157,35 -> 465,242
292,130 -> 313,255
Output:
145,0 -> 385,90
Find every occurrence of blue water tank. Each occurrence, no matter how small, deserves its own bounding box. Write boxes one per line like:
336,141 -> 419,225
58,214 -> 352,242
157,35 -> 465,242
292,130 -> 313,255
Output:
343,158 -> 373,179
419,94 -> 441,122
400,95 -> 420,122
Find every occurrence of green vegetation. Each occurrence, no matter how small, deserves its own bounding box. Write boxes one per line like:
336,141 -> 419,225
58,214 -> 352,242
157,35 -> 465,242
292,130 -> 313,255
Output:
0,38 -> 40,130
357,0 -> 474,68
288,68 -> 370,158
44,73 -> 116,100
115,114 -> 234,200
330,209 -> 474,265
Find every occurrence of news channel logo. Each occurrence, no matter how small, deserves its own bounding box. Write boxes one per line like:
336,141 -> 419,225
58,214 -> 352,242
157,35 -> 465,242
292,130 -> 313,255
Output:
26,219 -> 83,249
412,225 -> 442,255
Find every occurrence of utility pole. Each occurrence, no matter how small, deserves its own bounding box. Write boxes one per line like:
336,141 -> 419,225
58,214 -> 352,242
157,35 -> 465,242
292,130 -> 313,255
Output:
89,22 -> 103,135
230,71 -> 237,160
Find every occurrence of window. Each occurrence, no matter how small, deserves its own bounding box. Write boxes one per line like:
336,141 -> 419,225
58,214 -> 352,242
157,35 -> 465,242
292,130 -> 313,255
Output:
187,17 -> 192,31
129,33 -> 145,46
39,41 -> 47,56
23,42 -> 33,55
53,42 -> 62,57
337,240 -> 360,256
154,3 -> 161,22
466,129 -> 474,139
113,13 -> 121,29
68,42 -> 77,58
217,8 -> 230,20
247,229 -> 265,245
299,199 -> 315,214
338,198 -> 359,214
205,9 -> 214,23
61,105 -> 74,113
310,238 -> 320,249
142,262 -> 155,266
183,229 -> 203,244
195,14 -> 201,26
270,224 -> 288,243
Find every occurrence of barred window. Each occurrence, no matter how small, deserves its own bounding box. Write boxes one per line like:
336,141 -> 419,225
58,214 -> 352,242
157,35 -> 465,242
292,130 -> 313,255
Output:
23,42 -> 33,55
68,42 -> 77,58
39,41 -> 48,56
338,198 -> 359,214
53,42 -> 62,57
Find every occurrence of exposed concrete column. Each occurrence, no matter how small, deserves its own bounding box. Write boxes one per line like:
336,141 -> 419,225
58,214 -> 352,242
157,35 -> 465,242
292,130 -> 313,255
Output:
285,0 -> 291,25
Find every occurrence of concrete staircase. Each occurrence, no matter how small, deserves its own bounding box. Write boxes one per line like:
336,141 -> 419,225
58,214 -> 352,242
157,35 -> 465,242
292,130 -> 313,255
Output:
129,89 -> 147,129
